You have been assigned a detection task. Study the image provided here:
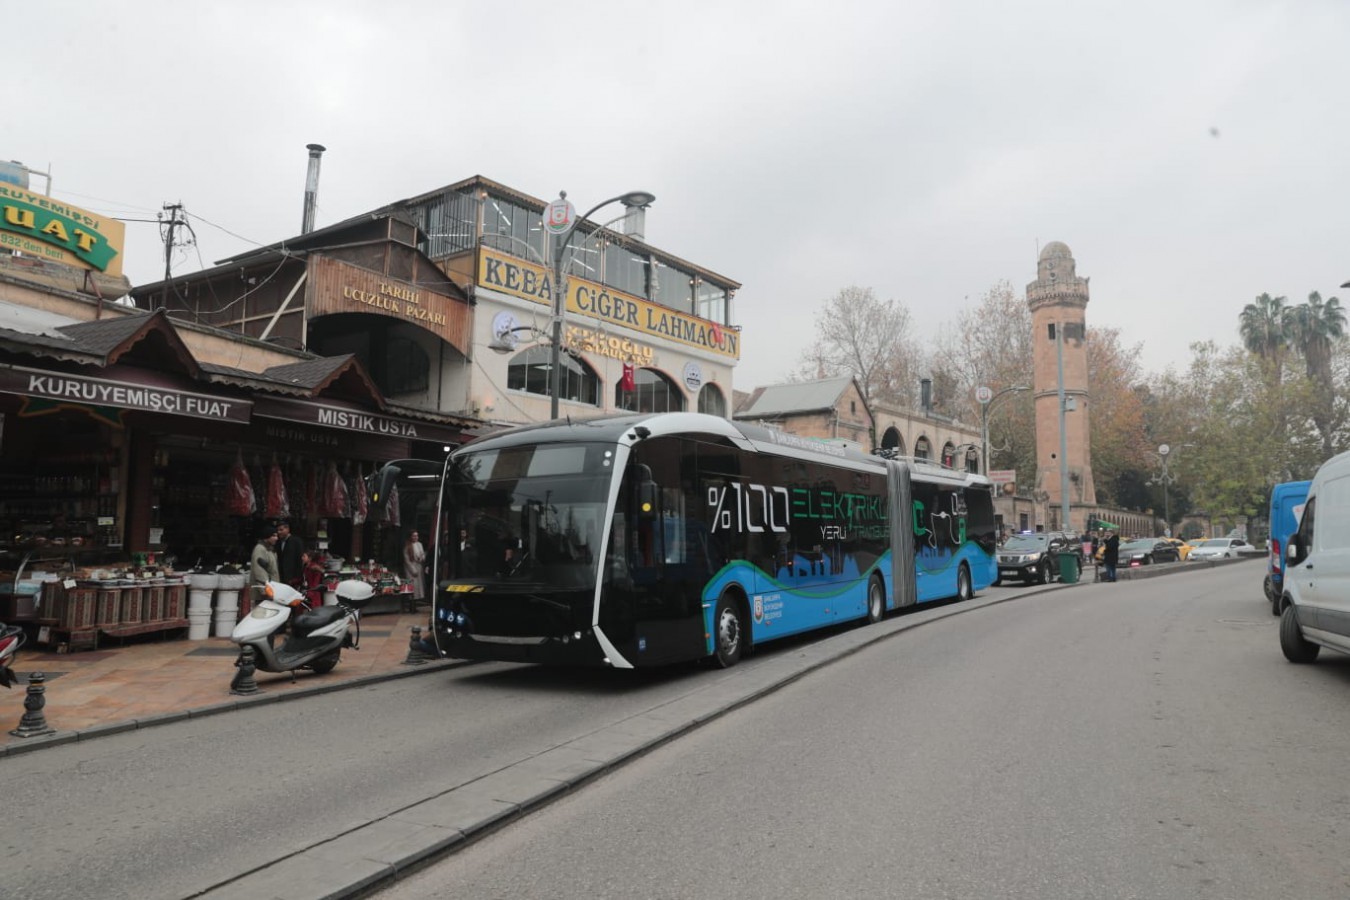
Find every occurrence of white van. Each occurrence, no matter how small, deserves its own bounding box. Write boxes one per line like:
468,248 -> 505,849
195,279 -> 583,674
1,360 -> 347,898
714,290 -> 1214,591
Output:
1279,450 -> 1350,662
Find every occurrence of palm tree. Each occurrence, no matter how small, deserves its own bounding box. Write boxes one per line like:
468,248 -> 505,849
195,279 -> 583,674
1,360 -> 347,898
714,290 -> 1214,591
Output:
1288,291 -> 1346,458
1239,293 -> 1293,455
1239,293 -> 1291,381
1287,291 -> 1346,379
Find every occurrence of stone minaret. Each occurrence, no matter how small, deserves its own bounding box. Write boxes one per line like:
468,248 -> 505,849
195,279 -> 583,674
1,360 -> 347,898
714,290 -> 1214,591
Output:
1027,241 -> 1095,522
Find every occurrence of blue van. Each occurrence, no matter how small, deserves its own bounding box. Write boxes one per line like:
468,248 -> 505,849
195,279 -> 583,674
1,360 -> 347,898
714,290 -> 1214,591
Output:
1266,479 -> 1311,614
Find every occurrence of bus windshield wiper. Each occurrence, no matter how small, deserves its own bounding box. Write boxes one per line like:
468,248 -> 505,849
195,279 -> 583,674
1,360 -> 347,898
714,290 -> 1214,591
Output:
522,593 -> 570,612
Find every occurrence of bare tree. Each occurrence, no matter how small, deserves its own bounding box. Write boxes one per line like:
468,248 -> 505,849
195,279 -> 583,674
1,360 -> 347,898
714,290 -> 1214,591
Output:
936,281 -> 1034,423
796,286 -> 918,407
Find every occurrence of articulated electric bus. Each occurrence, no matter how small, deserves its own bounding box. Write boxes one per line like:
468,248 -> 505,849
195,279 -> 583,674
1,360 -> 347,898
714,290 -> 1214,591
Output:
377,412 -> 996,669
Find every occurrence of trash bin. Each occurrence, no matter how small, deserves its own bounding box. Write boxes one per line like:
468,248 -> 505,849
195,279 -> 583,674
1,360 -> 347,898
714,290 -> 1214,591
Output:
1058,552 -> 1081,584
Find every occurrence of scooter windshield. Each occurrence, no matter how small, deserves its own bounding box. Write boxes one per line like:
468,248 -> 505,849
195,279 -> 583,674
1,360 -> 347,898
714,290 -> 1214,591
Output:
445,442 -> 616,591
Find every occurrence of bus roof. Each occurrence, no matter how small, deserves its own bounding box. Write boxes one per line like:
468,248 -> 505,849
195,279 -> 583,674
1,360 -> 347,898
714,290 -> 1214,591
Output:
458,413 -> 990,488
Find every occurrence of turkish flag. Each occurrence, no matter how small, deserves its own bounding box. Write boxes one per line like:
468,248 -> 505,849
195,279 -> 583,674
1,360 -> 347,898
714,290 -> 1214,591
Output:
620,363 -> 636,392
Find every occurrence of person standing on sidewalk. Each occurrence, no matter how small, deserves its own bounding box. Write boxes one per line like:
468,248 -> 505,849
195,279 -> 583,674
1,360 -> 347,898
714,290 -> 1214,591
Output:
404,530 -> 427,608
1102,527 -> 1121,583
275,520 -> 304,588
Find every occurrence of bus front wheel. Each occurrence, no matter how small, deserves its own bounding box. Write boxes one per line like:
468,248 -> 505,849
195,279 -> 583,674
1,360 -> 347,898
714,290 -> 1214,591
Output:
713,594 -> 744,668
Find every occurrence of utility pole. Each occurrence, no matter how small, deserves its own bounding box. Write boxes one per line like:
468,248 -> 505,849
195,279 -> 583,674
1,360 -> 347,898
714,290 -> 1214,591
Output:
159,202 -> 187,309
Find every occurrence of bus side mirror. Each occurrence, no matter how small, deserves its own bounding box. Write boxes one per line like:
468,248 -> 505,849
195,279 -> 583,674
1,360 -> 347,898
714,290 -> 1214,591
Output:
368,464 -> 402,518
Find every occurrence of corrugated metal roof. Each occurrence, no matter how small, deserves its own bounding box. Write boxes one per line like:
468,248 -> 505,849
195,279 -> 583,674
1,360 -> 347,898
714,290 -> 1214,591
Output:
0,298 -> 78,339
734,376 -> 856,418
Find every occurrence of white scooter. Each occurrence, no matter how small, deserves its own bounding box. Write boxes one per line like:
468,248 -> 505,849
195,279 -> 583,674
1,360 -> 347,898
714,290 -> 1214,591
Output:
230,580 -> 375,676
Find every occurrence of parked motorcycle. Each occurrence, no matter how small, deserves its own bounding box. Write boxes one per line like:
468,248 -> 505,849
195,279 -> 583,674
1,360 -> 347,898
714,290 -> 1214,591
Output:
0,621 -> 25,689
230,580 -> 374,677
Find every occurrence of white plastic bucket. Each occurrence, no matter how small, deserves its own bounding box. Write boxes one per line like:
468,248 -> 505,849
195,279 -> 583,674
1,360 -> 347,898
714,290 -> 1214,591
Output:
213,609 -> 238,637
188,573 -> 220,591
188,589 -> 214,611
215,589 -> 241,612
322,589 -> 337,606
217,573 -> 247,590
187,608 -> 213,641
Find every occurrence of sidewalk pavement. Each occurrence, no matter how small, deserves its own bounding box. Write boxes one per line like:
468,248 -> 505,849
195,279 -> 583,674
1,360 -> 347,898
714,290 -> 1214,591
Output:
0,608 -> 448,758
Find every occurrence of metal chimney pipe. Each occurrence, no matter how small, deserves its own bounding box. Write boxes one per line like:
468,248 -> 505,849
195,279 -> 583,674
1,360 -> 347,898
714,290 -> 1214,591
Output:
920,378 -> 932,415
301,143 -> 326,234
620,198 -> 647,241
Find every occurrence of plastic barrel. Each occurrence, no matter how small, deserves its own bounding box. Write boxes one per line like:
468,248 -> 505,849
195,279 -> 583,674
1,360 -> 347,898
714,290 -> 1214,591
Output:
187,608 -> 213,640
1058,552 -> 1081,584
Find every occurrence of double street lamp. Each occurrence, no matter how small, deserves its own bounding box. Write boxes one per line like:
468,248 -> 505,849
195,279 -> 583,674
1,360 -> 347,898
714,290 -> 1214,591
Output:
547,189 -> 656,419
977,384 -> 1030,477
1150,443 -> 1191,537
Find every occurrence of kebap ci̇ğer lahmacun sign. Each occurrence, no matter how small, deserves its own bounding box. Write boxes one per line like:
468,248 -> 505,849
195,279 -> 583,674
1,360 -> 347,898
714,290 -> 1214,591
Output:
0,185 -> 126,276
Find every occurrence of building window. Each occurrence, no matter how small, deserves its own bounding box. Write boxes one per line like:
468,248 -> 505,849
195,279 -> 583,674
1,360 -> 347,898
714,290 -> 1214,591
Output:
507,346 -> 600,406
965,449 -> 979,473
697,383 -> 727,417
914,436 -> 931,461
617,368 -> 685,413
653,261 -> 694,313
602,241 -> 650,298
482,193 -> 546,263
413,187 -> 480,258
695,280 -> 727,323
942,442 -> 956,468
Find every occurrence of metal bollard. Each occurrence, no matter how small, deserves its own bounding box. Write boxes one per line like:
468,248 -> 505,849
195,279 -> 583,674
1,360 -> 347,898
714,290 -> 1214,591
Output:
230,645 -> 263,695
403,625 -> 434,666
10,671 -> 56,739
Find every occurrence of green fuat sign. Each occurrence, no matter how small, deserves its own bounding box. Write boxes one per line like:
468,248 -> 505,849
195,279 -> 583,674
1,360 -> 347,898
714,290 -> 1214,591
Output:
0,186 -> 123,273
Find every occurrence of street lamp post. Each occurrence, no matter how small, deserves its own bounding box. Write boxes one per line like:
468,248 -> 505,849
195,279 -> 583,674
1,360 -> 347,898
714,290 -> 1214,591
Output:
547,189 -> 656,419
978,384 -> 1030,476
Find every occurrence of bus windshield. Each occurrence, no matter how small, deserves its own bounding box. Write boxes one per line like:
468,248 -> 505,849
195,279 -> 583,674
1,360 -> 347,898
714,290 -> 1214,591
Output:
447,442 -> 616,590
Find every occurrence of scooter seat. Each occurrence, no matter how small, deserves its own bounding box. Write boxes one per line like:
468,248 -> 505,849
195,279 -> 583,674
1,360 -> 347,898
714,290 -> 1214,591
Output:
293,605 -> 346,635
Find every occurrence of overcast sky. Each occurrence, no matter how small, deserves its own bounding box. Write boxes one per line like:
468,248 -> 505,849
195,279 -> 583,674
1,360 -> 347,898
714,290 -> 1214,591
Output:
14,0 -> 1349,389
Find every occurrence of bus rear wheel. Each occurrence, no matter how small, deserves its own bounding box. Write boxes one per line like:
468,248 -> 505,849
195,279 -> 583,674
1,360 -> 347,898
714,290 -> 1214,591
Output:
866,575 -> 885,624
713,594 -> 744,668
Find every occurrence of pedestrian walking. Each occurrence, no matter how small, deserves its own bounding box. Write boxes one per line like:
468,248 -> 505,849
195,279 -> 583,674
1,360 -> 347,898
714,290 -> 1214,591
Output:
249,525 -> 280,609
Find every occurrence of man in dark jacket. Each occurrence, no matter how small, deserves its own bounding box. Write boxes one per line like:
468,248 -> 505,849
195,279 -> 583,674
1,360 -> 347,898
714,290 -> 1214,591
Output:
275,520 -> 305,587
1102,528 -> 1121,582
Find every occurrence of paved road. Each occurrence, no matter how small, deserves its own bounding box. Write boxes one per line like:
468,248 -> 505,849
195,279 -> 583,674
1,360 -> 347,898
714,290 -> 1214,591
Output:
377,564 -> 1350,900
7,579 -> 1045,900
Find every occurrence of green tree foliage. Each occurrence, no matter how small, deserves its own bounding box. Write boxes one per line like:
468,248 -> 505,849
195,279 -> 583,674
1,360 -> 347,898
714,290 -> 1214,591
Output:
1083,327 -> 1149,507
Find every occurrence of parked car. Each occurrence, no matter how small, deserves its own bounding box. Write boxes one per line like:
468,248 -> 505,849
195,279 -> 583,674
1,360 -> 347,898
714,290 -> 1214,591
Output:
1189,537 -> 1258,560
1118,538 -> 1181,566
1279,450 -> 1350,663
1265,480 -> 1311,615
1161,537 -> 1197,560
996,532 -> 1078,584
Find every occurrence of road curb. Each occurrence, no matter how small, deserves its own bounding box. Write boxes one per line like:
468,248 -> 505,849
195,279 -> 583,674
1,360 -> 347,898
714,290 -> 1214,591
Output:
0,658 -> 462,759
